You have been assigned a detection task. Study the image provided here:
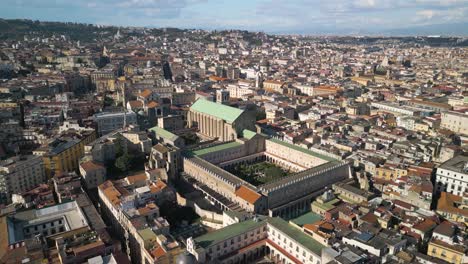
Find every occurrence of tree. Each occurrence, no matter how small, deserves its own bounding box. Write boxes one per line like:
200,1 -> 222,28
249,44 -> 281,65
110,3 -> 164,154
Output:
59,110 -> 65,124
115,152 -> 132,173
114,135 -> 125,157
104,96 -> 114,107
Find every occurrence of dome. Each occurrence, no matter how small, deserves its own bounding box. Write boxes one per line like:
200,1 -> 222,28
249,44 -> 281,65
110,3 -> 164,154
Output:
175,251 -> 197,264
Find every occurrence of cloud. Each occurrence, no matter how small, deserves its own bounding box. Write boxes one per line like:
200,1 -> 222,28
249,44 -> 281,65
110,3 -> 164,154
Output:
413,7 -> 468,24
0,0 -> 467,34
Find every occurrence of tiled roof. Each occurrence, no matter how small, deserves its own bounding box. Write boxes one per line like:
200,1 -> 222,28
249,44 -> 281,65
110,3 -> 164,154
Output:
99,181 -> 121,206
80,161 -> 105,172
147,101 -> 159,108
128,100 -> 143,109
235,185 -> 261,204
126,173 -> 148,185
139,89 -> 152,98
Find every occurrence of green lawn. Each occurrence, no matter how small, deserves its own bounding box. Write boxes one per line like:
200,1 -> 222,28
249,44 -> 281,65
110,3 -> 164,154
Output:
227,162 -> 289,186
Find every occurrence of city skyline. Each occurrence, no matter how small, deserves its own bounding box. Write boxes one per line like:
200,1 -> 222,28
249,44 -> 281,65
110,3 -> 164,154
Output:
1,0 -> 468,35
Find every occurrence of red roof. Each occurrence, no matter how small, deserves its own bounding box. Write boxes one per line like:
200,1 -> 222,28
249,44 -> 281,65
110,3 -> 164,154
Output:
80,161 -> 105,172
235,185 -> 261,204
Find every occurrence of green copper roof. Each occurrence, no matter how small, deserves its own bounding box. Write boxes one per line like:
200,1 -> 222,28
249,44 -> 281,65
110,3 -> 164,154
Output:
190,99 -> 244,123
148,126 -> 179,141
193,216 -> 325,256
242,129 -> 257,139
268,217 -> 325,255
268,138 -> 336,162
190,141 -> 242,156
291,212 -> 322,227
194,216 -> 267,248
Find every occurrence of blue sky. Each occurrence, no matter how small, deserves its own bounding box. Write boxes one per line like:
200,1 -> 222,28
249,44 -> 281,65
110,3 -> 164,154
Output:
1,0 -> 467,34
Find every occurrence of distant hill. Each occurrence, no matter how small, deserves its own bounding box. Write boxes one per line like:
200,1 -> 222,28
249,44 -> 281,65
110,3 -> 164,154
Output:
381,22 -> 468,37
0,19 -> 117,42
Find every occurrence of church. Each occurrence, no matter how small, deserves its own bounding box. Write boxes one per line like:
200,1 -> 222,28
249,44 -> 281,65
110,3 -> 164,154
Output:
187,99 -> 256,142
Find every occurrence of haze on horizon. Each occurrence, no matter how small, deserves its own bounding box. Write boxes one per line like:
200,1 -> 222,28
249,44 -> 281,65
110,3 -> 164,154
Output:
1,0 -> 468,35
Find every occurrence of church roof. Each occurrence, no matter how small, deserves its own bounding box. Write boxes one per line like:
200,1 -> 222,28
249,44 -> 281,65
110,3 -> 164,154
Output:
190,99 -> 243,123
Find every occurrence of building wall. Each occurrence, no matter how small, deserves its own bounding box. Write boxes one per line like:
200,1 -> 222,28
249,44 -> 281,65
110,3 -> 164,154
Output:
187,220 -> 322,264
435,167 -> 467,196
40,131 -> 96,178
95,112 -> 138,136
80,166 -> 106,189
441,112 -> 468,136
0,155 -> 46,204
265,140 -> 328,169
187,111 -> 236,141
264,163 -> 350,209
428,241 -> 465,264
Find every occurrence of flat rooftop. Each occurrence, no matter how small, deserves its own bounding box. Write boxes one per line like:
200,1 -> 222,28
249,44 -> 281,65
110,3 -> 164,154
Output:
267,138 -> 336,162
260,160 -> 344,192
438,155 -> 468,174
194,216 -> 325,256
189,141 -> 242,157
7,201 -> 88,244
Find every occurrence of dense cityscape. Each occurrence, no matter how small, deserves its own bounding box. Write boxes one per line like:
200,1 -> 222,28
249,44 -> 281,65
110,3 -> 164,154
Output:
0,18 -> 467,264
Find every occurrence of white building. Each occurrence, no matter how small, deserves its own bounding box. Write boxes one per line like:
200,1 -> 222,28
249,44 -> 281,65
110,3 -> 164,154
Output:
0,155 -> 46,204
94,110 -> 137,136
227,84 -> 255,99
187,216 -> 325,264
435,155 -> 468,196
6,201 -> 88,245
441,111 -> 468,136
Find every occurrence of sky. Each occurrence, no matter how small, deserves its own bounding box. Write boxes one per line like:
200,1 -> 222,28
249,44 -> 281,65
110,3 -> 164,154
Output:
1,0 -> 467,34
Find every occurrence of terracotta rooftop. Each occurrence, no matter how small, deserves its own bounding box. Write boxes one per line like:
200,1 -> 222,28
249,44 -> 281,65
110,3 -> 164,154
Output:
437,192 -> 468,217
139,89 -> 152,98
128,100 -> 143,109
80,160 -> 105,172
235,185 -> 261,204
99,181 -> 122,206
125,173 -> 148,185
147,101 -> 159,108
413,219 -> 437,233
150,180 -> 167,193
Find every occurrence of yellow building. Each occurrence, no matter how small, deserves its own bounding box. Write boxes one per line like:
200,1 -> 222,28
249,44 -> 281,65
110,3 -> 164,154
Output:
428,239 -> 467,264
34,130 -> 96,177
0,102 -> 17,108
375,165 -> 408,181
263,80 -> 285,93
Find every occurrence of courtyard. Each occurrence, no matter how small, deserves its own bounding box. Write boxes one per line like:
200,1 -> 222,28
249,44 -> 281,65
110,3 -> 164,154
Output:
226,162 -> 290,186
